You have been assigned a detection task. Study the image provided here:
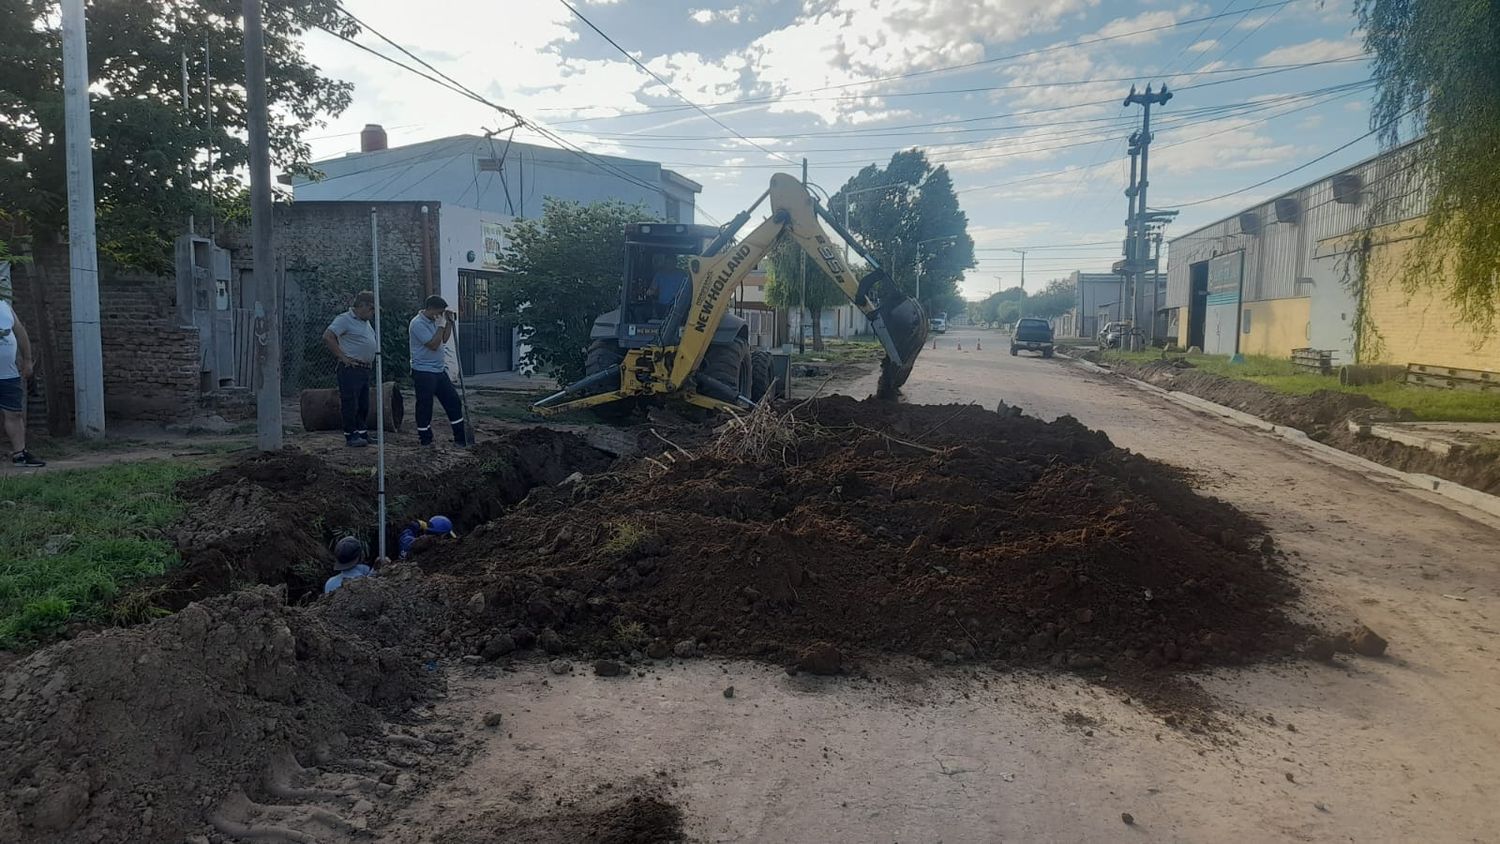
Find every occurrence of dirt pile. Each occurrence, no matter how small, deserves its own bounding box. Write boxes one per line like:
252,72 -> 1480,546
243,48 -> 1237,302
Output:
441,791 -> 687,843
163,430 -> 615,607
0,585 -> 437,843
430,397 -> 1307,674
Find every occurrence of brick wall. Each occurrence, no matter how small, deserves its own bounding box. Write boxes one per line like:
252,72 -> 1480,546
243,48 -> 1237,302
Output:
222,200 -> 437,394
12,243 -> 206,430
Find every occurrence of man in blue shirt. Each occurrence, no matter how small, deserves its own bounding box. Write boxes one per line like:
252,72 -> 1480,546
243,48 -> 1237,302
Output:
408,295 -> 467,447
324,536 -> 374,593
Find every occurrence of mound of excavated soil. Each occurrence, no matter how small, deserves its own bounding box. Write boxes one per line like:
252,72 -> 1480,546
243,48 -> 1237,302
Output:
162,430 -> 614,607
430,397 -> 1307,675
441,792 -> 687,844
0,585 -> 439,843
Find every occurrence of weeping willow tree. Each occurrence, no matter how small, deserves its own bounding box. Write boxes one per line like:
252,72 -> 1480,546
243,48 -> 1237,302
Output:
1356,0 -> 1500,331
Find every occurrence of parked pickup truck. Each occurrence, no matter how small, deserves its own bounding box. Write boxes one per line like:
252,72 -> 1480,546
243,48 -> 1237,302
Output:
929,315 -> 948,334
1010,317 -> 1054,358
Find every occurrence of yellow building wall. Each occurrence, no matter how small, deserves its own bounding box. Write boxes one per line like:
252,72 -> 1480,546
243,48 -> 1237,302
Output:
1240,297 -> 1311,357
1361,229 -> 1500,371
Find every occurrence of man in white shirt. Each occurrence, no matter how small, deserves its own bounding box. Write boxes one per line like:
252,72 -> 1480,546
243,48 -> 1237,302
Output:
323,291 -> 379,447
0,296 -> 44,467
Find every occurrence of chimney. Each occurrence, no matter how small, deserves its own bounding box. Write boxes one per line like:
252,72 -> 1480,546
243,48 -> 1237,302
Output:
360,123 -> 388,153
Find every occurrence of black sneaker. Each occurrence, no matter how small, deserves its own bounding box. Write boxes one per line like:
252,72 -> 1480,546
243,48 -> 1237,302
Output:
12,450 -> 45,467
345,436 -> 367,449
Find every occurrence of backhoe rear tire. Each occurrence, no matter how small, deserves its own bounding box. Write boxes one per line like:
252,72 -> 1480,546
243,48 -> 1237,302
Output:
749,349 -> 773,402
702,337 -> 750,398
583,339 -> 637,423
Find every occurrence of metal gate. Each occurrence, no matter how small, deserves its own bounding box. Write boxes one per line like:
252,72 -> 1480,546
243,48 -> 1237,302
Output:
458,270 -> 514,374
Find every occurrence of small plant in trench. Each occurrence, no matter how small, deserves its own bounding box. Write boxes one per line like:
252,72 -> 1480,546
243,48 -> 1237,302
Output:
611,617 -> 649,650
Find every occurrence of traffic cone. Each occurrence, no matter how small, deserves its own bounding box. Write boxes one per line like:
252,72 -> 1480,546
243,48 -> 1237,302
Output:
976,340 -> 982,351
932,338 -> 938,350
957,341 -> 963,351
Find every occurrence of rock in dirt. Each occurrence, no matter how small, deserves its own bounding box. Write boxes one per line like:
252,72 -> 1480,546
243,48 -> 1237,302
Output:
1121,812 -> 1135,826
510,627 -> 537,650
1348,625 -> 1388,657
673,639 -> 699,659
723,686 -> 735,699
539,629 -> 565,655
483,712 -> 504,728
646,640 -> 671,660
481,633 -> 516,661
548,659 -> 573,675
1304,637 -> 1338,662
466,591 -> 487,614
593,659 -> 625,677
796,643 -> 843,676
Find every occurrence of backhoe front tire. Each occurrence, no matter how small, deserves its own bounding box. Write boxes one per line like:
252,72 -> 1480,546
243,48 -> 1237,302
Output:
749,349 -> 773,402
702,337 -> 751,398
583,339 -> 637,423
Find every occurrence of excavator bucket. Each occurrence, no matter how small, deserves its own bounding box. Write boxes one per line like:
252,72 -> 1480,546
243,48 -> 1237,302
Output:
856,268 -> 928,398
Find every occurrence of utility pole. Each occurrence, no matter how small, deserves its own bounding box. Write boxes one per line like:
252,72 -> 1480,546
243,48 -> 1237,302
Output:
244,0 -> 282,450
799,157 -> 808,353
61,0 -> 105,437
1123,84 -> 1171,350
1122,132 -> 1141,331
1011,249 -> 1027,296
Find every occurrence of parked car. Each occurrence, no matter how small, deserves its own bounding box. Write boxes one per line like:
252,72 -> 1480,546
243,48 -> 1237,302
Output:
1010,317 -> 1054,358
929,316 -> 948,334
1098,321 -> 1128,349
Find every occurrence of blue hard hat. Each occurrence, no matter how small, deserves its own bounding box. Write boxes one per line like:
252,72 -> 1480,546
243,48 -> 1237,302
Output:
427,515 -> 453,535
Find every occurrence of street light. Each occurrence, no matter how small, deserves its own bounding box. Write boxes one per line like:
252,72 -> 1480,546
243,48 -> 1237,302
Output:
916,235 -> 958,302
1009,248 -> 1026,316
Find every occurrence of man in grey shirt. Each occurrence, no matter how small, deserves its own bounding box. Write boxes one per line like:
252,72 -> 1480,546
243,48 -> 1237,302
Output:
323,291 -> 378,447
408,294 -> 467,447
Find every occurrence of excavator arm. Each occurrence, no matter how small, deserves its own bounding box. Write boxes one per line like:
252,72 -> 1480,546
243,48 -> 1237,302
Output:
533,172 -> 927,416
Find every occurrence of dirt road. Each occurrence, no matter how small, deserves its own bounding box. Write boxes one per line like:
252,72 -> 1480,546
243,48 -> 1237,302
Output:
395,327 -> 1500,842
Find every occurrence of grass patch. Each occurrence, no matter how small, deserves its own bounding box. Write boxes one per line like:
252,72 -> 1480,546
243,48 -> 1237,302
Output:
0,460 -> 209,647
1097,350 -> 1500,422
792,337 -> 884,366
600,521 -> 648,557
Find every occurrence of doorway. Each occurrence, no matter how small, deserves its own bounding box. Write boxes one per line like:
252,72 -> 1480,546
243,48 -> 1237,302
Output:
1188,261 -> 1209,350
457,270 -> 514,374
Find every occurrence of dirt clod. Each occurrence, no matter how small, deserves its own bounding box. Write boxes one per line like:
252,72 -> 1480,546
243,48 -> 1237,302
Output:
549,659 -> 573,675
594,659 -> 625,677
484,712 -> 504,728
723,686 -> 735,698
796,643 -> 844,676
1122,812 -> 1135,825
1348,625 -> 1388,657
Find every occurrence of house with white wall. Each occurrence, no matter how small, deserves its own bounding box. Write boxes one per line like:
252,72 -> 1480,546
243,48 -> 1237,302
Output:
291,125 -> 702,375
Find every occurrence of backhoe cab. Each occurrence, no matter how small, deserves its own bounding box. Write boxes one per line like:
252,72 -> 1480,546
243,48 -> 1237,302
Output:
533,173 -> 928,418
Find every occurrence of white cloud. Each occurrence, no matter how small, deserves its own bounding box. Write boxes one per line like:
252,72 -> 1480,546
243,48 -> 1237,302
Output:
688,6 -> 745,25
1258,37 -> 1364,66
1187,39 -> 1217,53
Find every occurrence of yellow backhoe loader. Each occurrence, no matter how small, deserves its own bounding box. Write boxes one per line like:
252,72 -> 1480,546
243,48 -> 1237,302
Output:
533,173 -> 928,417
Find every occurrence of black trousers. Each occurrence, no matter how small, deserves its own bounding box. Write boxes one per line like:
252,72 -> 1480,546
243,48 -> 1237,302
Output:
336,363 -> 372,438
412,370 -> 466,444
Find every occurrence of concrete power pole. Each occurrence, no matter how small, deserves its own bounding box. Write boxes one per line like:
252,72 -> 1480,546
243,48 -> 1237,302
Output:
60,0 -> 106,437
1124,84 -> 1171,350
244,0 -> 283,450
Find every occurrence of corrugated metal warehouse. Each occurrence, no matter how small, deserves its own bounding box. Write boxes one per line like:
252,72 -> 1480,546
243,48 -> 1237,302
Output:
1164,139 -> 1433,365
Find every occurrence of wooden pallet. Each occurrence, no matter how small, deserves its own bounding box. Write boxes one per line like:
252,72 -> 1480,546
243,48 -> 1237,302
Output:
1291,347 -> 1334,375
1406,362 -> 1500,393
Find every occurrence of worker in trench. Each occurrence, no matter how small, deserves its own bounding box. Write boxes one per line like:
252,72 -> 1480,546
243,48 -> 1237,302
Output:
322,290 -> 378,448
324,536 -> 375,593
399,515 -> 456,560
408,295 -> 468,448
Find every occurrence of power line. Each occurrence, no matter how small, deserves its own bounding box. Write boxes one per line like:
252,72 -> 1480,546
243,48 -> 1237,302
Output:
544,55 -> 1364,117
556,0 -> 798,166
284,1 -> 676,200
1160,119 -> 1400,210
547,0 -> 1300,124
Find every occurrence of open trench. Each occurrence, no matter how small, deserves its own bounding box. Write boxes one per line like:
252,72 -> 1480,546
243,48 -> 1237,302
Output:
162,428 -> 619,609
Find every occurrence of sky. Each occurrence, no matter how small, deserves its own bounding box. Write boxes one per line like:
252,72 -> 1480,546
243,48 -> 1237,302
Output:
300,0 -> 1375,300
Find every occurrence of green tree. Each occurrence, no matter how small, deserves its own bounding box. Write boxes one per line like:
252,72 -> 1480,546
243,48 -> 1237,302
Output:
971,287 -> 1024,327
493,198 -> 651,384
0,0 -> 355,273
1023,278 -> 1077,320
764,238 -> 846,351
831,149 -> 976,312
1356,0 -> 1500,328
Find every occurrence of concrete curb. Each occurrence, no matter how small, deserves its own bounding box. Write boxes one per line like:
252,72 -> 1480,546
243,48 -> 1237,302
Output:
1057,354 -> 1500,521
